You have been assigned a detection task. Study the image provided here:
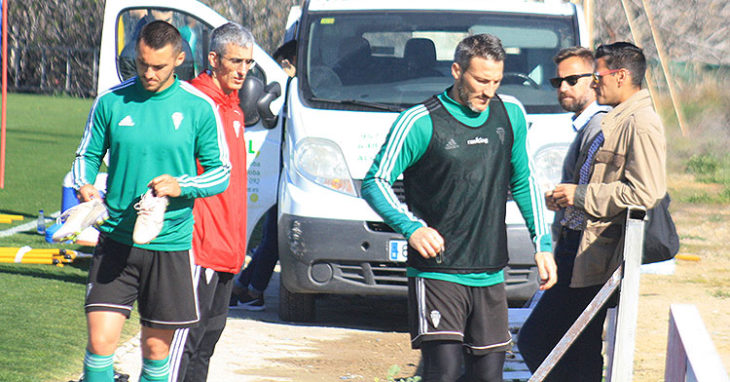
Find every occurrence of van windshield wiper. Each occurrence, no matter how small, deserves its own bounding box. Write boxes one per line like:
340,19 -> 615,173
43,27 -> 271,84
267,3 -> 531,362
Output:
310,97 -> 405,112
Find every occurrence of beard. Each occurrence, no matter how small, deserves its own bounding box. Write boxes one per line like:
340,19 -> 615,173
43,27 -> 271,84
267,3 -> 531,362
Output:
559,92 -> 592,113
456,77 -> 483,113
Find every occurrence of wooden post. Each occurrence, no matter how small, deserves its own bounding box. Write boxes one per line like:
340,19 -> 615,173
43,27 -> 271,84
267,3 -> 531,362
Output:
665,305 -> 730,382
0,0 -> 6,188
585,0 -> 594,46
664,310 -> 687,380
607,207 -> 646,381
65,48 -> 71,93
93,48 -> 99,96
40,48 -> 46,90
639,0 -> 689,136
618,0 -> 660,114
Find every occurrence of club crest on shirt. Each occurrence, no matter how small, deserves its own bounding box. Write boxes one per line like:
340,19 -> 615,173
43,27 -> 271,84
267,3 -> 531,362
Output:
233,120 -> 242,138
496,127 -> 506,144
430,310 -> 442,328
172,112 -> 184,130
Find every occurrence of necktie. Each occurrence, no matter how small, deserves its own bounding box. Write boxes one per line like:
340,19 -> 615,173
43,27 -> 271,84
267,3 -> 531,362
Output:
561,131 -> 604,230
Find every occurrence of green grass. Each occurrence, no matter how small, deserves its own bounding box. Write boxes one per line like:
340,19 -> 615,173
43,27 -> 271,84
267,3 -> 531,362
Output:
0,93 -> 140,382
711,289 -> 730,299
0,93 -> 92,218
658,80 -> 730,204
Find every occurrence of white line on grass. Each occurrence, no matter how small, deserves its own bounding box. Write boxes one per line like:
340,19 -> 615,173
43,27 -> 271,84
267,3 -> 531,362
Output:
0,211 -> 60,238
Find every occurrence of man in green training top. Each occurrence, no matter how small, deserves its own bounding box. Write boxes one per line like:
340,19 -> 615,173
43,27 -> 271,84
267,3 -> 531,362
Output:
70,21 -> 230,382
361,34 -> 557,382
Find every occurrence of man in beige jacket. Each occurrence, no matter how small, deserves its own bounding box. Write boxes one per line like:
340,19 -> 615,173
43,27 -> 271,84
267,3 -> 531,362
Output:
518,42 -> 666,381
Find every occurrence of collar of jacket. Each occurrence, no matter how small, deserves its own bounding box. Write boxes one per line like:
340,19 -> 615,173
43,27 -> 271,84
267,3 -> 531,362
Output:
601,88 -> 652,132
189,70 -> 241,111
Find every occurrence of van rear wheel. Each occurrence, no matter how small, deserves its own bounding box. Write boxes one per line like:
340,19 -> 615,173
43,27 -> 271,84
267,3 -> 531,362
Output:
278,278 -> 316,322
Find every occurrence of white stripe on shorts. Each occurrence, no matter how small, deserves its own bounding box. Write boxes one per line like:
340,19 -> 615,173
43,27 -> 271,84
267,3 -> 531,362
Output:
168,327 -> 189,382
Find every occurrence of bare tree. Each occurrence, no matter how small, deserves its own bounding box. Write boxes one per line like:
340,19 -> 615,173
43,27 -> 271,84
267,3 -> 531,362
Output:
202,0 -> 299,54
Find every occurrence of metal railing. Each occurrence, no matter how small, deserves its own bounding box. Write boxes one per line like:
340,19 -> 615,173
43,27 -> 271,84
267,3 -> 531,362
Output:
528,206 -> 647,381
665,304 -> 729,382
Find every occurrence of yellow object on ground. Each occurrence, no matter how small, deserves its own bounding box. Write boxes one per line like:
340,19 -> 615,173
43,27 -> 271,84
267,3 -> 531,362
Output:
0,214 -> 24,224
0,247 -> 78,267
675,254 -> 701,262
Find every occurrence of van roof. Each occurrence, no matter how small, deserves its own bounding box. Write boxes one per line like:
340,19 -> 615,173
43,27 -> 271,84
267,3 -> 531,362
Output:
306,0 -> 577,16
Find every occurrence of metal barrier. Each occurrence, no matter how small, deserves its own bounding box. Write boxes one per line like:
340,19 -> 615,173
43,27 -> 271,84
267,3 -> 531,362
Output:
528,206 -> 647,381
665,304 -> 729,382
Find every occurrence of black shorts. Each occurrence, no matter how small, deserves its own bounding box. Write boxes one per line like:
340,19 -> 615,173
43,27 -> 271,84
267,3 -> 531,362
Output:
408,276 -> 511,355
85,234 -> 199,330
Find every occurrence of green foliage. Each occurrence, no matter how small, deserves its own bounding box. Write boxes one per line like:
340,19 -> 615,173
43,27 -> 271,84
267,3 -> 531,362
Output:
686,153 -> 730,186
711,289 -> 730,299
373,364 -> 422,382
686,154 -> 719,179
677,153 -> 730,203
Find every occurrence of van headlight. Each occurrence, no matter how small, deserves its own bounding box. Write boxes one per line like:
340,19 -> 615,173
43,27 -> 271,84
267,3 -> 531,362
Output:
531,143 -> 570,193
293,137 -> 357,196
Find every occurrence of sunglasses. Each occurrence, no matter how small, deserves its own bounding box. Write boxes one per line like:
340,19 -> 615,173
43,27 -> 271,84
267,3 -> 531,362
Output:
592,69 -> 621,84
549,73 -> 592,88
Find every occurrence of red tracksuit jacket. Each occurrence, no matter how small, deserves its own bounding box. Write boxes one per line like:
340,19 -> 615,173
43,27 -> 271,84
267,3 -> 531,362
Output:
189,71 -> 247,273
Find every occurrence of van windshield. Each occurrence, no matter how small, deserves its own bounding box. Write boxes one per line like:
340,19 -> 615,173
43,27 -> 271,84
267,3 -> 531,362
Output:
300,11 -> 577,114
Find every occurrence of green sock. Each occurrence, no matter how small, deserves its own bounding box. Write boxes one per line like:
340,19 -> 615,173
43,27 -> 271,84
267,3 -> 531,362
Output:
140,356 -> 170,382
83,349 -> 114,382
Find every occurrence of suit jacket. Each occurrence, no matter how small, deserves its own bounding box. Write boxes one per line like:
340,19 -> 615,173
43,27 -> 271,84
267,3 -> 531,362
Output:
552,104 -> 608,239
571,89 -> 667,287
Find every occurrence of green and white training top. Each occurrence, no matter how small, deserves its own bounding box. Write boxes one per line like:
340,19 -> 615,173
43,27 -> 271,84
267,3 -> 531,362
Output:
72,77 -> 231,251
361,89 -> 551,287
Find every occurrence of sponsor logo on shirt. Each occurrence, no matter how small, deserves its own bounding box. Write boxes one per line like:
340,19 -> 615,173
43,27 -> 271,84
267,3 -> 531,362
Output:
118,115 -> 135,127
445,138 -> 460,150
467,136 -> 489,145
172,112 -> 184,130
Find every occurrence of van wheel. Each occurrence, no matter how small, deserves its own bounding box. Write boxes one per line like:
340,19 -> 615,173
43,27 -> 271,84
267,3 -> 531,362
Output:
278,278 -> 316,322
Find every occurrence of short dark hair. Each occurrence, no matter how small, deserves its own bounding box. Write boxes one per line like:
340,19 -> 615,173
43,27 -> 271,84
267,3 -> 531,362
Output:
454,34 -> 505,71
595,42 -> 646,87
137,20 -> 182,54
274,40 -> 297,62
553,47 -> 594,67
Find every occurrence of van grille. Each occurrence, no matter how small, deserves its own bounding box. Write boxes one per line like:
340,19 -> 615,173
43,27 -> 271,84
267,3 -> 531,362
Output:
504,265 -> 532,285
333,262 -> 532,286
334,261 -> 408,287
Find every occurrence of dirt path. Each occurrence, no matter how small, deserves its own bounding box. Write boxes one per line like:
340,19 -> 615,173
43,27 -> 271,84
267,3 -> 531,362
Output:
114,196 -> 730,381
115,279 -> 423,381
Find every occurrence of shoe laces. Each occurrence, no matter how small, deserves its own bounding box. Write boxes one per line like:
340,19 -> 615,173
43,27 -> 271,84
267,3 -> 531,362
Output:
134,190 -> 167,219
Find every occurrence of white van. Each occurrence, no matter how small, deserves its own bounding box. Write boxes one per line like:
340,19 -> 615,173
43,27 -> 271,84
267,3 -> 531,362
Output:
98,0 -> 586,322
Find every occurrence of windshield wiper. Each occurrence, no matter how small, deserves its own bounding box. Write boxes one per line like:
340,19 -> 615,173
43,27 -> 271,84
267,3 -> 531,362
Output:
310,97 -> 405,112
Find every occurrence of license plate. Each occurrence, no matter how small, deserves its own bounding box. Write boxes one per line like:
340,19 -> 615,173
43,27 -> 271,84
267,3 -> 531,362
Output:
388,240 -> 408,262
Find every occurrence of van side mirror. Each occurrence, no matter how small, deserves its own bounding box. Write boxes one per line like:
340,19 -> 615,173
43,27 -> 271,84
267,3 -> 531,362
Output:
240,76 -> 263,127
240,77 -> 281,129
257,82 -> 281,129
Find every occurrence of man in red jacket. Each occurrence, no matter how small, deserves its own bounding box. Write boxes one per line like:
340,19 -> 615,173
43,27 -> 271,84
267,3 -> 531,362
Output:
168,22 -> 255,382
